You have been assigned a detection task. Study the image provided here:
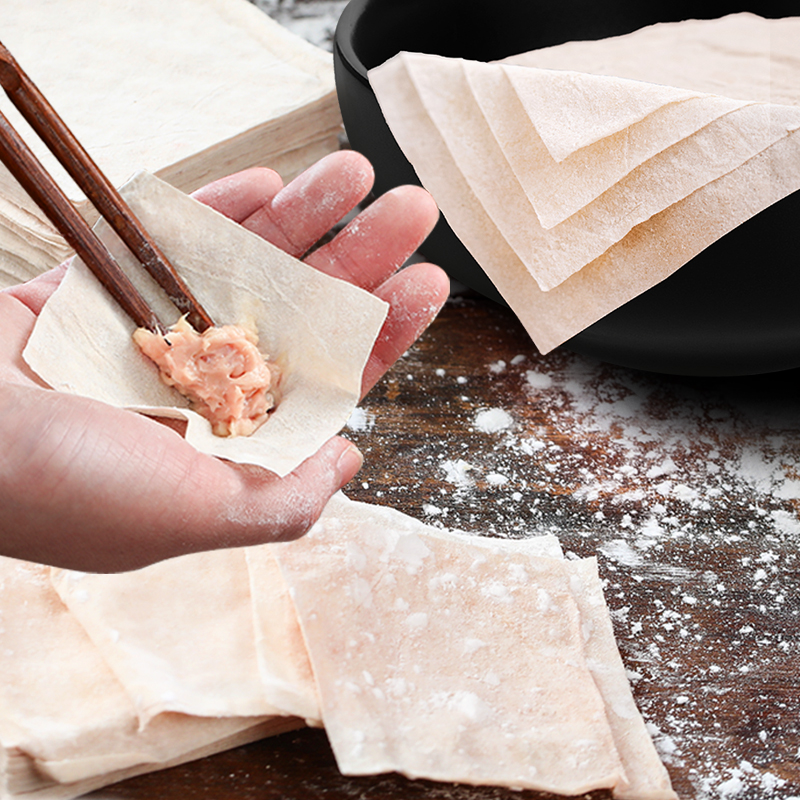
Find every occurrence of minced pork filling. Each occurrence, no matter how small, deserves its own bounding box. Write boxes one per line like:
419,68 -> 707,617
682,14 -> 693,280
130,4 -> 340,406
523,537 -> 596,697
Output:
133,317 -> 276,437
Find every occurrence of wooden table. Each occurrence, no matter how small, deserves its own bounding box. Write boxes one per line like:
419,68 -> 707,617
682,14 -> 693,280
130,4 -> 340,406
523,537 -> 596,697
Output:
93,291 -> 800,800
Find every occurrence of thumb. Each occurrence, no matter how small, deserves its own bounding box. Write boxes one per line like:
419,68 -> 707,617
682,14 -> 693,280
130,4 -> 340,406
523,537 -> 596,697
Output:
220,436 -> 363,546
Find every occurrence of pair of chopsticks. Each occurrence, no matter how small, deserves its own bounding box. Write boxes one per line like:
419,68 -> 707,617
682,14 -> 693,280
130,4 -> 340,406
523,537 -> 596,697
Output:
0,40 -> 213,333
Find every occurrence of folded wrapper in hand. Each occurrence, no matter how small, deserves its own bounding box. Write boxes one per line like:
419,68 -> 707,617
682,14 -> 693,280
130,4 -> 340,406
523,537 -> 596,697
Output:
22,171 -> 389,476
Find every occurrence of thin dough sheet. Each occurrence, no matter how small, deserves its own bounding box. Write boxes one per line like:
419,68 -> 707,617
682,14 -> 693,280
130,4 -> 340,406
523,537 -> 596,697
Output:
401,53 -> 799,291
369,45 -> 800,352
469,63 -> 748,228
245,546 -> 322,723
23,171 -> 388,477
0,556 -> 278,793
479,66 -> 698,163
50,549 -> 279,725
273,493 -> 675,798
569,558 -> 675,800
0,0 -> 336,200
501,13 -> 800,106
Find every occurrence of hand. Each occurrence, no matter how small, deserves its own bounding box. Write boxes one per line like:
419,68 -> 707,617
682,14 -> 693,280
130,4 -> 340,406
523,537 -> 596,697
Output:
0,151 -> 449,572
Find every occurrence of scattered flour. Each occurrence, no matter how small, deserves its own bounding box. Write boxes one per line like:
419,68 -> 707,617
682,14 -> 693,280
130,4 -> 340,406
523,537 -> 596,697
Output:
440,459 -> 475,491
346,407 -> 375,433
347,323 -> 800,799
473,407 -> 513,434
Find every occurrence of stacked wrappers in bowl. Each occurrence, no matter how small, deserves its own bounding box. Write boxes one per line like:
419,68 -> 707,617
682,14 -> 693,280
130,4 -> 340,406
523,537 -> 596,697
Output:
368,13 -> 800,355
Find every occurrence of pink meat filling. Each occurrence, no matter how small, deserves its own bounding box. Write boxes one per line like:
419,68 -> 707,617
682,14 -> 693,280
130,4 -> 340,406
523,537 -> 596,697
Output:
133,318 -> 276,437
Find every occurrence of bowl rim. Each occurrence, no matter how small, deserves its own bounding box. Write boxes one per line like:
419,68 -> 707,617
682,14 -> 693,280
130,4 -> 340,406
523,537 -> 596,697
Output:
334,0 -> 371,84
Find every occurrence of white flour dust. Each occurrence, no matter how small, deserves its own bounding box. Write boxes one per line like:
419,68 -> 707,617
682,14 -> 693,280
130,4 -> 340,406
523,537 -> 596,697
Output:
348,324 -> 800,800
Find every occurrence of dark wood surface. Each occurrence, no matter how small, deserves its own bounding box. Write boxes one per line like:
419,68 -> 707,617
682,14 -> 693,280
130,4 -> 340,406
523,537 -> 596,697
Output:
91,292 -> 800,800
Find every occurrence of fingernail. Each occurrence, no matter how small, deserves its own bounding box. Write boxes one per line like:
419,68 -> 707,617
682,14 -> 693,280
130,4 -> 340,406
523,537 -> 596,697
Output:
337,444 -> 364,486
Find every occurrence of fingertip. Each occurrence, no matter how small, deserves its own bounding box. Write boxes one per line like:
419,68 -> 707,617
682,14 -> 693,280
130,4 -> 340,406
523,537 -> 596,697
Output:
4,260 -> 69,314
336,442 -> 364,488
380,261 -> 452,320
310,434 -> 364,488
287,149 -> 375,206
252,436 -> 362,542
410,261 -> 451,307
392,184 -> 440,234
319,149 -> 375,196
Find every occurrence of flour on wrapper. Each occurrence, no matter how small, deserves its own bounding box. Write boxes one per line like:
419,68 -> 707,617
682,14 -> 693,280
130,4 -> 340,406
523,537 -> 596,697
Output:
50,550 -> 281,726
0,556 -> 283,795
22,171 -> 388,477
273,492 -> 677,799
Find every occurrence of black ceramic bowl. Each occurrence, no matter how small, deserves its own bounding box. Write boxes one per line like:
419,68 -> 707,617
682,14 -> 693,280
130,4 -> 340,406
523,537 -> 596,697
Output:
334,0 -> 800,376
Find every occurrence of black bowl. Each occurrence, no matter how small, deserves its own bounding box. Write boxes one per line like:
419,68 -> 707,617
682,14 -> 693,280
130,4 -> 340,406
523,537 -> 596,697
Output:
334,0 -> 800,375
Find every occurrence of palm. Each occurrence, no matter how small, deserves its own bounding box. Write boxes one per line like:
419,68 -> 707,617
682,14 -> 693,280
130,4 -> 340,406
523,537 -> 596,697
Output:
0,152 -> 448,571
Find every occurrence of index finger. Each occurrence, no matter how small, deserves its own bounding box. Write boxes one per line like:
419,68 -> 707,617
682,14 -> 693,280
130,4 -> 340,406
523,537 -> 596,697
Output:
239,150 -> 375,258
304,183 -> 439,291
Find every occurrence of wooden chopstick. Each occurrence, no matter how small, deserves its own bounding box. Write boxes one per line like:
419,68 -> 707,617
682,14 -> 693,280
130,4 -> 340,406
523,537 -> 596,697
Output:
0,40 -> 214,333
0,107 -> 165,332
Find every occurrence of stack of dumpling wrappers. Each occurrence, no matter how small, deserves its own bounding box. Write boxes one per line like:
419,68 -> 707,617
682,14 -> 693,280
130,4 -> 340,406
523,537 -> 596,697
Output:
368,13 -> 800,353
0,0 -> 342,289
0,494 -> 676,799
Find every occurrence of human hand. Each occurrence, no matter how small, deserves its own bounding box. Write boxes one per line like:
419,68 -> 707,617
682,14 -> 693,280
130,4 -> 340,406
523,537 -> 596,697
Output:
0,151 -> 449,571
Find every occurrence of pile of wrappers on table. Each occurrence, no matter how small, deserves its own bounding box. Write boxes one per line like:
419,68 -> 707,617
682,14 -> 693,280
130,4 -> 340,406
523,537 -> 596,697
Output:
1,493 -> 676,799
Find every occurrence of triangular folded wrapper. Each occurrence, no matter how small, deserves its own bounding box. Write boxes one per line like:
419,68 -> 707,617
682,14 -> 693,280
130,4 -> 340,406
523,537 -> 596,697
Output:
0,556 -> 295,799
50,549 -> 285,726
469,64 -> 749,228
368,15 -> 800,352
478,66 -> 699,163
22,171 -> 389,477
272,493 -> 676,799
402,52 -> 800,290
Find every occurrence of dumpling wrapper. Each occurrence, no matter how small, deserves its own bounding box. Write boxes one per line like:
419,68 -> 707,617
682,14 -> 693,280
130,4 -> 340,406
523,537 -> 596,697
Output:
0,556 -> 292,796
568,557 -> 675,800
400,52 -> 800,291
317,491 -> 565,559
50,549 -> 282,726
501,13 -> 800,106
369,44 -> 800,352
470,64 -> 749,228
22,171 -> 389,477
0,0 -> 337,203
469,65 -> 699,164
244,546 -> 322,724
246,490 -> 563,727
273,493 -> 675,799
